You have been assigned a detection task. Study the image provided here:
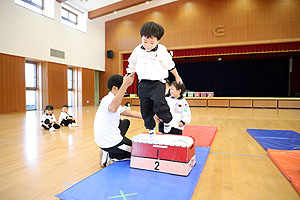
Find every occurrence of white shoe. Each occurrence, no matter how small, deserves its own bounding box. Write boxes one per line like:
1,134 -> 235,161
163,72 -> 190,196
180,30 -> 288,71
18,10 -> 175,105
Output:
101,150 -> 112,167
164,123 -> 171,133
149,129 -> 156,137
49,127 -> 56,132
71,123 -> 78,127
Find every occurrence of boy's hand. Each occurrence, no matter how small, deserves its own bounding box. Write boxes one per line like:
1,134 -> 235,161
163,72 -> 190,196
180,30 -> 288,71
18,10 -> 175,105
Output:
178,122 -> 184,127
153,114 -> 163,123
123,73 -> 135,88
176,76 -> 183,84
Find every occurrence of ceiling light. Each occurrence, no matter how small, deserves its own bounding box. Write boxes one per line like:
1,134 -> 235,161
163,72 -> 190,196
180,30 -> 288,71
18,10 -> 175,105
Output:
114,11 -> 118,14
146,1 -> 149,4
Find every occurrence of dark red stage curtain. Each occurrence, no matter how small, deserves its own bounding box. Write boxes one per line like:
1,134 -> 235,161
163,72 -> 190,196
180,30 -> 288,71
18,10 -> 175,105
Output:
171,41 -> 300,58
123,59 -> 138,94
122,41 -> 300,94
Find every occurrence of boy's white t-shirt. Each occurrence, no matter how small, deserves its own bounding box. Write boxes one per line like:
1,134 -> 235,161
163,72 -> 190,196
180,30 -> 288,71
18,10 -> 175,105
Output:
127,44 -> 175,81
94,92 -> 126,148
59,112 -> 70,124
40,114 -> 57,126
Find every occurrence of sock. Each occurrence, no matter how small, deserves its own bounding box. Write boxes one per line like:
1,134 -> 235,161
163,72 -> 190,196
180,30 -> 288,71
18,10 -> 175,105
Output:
164,123 -> 171,133
149,129 -> 155,136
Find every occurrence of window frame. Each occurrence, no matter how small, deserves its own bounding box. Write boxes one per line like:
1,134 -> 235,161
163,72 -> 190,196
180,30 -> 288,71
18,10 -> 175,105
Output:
25,62 -> 37,91
21,0 -> 44,10
67,68 -> 74,107
25,62 -> 38,110
61,7 -> 78,25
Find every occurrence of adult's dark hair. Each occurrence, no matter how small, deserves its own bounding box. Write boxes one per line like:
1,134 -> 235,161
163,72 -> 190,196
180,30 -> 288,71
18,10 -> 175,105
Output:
62,104 -> 69,108
140,21 -> 164,40
107,75 -> 123,91
45,105 -> 54,111
171,81 -> 186,95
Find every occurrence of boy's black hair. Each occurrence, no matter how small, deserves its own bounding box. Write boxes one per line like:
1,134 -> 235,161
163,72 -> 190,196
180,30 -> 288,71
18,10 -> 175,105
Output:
62,105 -> 69,108
45,105 -> 54,111
171,81 -> 186,95
107,75 -> 123,91
140,22 -> 164,41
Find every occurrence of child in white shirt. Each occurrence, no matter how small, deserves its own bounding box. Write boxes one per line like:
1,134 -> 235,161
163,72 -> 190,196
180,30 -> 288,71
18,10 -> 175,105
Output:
158,81 -> 191,135
126,21 -> 183,136
41,105 -> 61,132
59,105 -> 78,127
124,102 -> 131,110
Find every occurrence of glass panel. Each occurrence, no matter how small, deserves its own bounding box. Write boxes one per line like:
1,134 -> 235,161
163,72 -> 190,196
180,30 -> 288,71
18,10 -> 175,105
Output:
31,0 -> 43,7
69,12 -> 77,24
26,90 -> 36,110
25,63 -> 37,88
68,90 -> 73,107
68,69 -> 73,89
61,8 -> 68,18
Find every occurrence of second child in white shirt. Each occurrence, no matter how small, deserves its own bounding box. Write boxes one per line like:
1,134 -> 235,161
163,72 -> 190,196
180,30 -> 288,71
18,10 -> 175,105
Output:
156,81 -> 191,135
59,105 -> 78,127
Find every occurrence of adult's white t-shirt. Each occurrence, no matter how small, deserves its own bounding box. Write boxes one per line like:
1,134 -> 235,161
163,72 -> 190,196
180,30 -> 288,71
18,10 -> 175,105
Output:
94,92 -> 126,148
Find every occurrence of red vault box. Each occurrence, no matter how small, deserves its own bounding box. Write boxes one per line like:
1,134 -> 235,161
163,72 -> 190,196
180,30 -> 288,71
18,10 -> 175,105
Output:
131,133 -> 195,162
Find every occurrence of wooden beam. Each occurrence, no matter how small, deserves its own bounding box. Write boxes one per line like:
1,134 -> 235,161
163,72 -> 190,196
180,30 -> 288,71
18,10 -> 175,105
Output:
88,0 -> 147,19
56,0 -> 67,3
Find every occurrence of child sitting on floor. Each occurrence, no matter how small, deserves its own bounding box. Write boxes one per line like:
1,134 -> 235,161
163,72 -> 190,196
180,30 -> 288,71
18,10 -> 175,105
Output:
59,105 -> 78,127
41,105 -> 61,132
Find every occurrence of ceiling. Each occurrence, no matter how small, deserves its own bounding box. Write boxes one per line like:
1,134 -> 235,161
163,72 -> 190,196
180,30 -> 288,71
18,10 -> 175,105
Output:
67,0 -> 124,12
58,0 -> 178,20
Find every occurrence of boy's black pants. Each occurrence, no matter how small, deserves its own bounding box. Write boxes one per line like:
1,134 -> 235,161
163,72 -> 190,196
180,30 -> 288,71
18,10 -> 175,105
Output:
60,119 -> 76,126
138,80 -> 172,130
42,119 -> 60,130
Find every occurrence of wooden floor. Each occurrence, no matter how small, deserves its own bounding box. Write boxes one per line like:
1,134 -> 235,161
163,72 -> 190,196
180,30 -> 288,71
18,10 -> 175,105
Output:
0,106 -> 300,200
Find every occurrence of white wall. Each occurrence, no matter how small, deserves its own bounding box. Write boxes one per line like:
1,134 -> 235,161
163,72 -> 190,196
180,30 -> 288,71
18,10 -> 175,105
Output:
0,1 -> 105,71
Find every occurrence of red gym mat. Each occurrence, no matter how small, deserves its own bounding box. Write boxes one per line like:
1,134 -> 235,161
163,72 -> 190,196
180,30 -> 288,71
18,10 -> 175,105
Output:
267,149 -> 300,194
183,125 -> 218,147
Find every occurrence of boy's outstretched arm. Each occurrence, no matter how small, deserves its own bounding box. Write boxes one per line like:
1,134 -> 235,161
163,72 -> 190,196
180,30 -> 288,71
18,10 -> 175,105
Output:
108,73 -> 135,112
121,109 -> 142,119
170,68 -> 183,84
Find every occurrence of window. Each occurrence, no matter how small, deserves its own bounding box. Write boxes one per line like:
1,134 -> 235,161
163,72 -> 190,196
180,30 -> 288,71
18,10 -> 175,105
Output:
15,0 -> 54,19
62,7 -> 78,25
25,62 -> 37,110
61,2 -> 87,33
68,68 -> 74,107
21,0 -> 43,10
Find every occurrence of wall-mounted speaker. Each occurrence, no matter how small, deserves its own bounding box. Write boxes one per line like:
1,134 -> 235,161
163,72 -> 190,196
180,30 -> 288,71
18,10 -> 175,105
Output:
107,50 -> 114,58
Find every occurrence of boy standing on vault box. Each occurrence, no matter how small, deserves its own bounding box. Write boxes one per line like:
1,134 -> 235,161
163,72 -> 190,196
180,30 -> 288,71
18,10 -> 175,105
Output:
127,21 -> 183,136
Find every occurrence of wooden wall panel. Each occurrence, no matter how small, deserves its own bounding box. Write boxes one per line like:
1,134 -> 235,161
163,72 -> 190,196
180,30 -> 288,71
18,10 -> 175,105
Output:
0,53 -> 26,113
208,100 -> 230,107
230,100 -> 253,108
102,0 -> 300,98
187,99 -> 207,107
42,62 -> 68,109
82,68 -> 95,106
253,100 -> 277,108
278,100 -> 300,109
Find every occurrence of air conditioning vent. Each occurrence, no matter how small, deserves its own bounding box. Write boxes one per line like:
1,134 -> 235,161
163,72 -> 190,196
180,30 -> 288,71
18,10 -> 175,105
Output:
50,48 -> 65,59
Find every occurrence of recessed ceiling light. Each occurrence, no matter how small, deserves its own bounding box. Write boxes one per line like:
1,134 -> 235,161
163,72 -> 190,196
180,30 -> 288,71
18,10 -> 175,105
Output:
146,1 -> 149,4
114,11 -> 118,14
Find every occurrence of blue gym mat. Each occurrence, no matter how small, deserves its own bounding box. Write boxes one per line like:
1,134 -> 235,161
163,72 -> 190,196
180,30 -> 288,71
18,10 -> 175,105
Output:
247,129 -> 300,151
56,147 -> 210,200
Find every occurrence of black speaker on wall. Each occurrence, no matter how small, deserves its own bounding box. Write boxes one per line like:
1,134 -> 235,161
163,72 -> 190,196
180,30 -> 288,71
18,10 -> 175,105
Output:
107,50 -> 114,58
